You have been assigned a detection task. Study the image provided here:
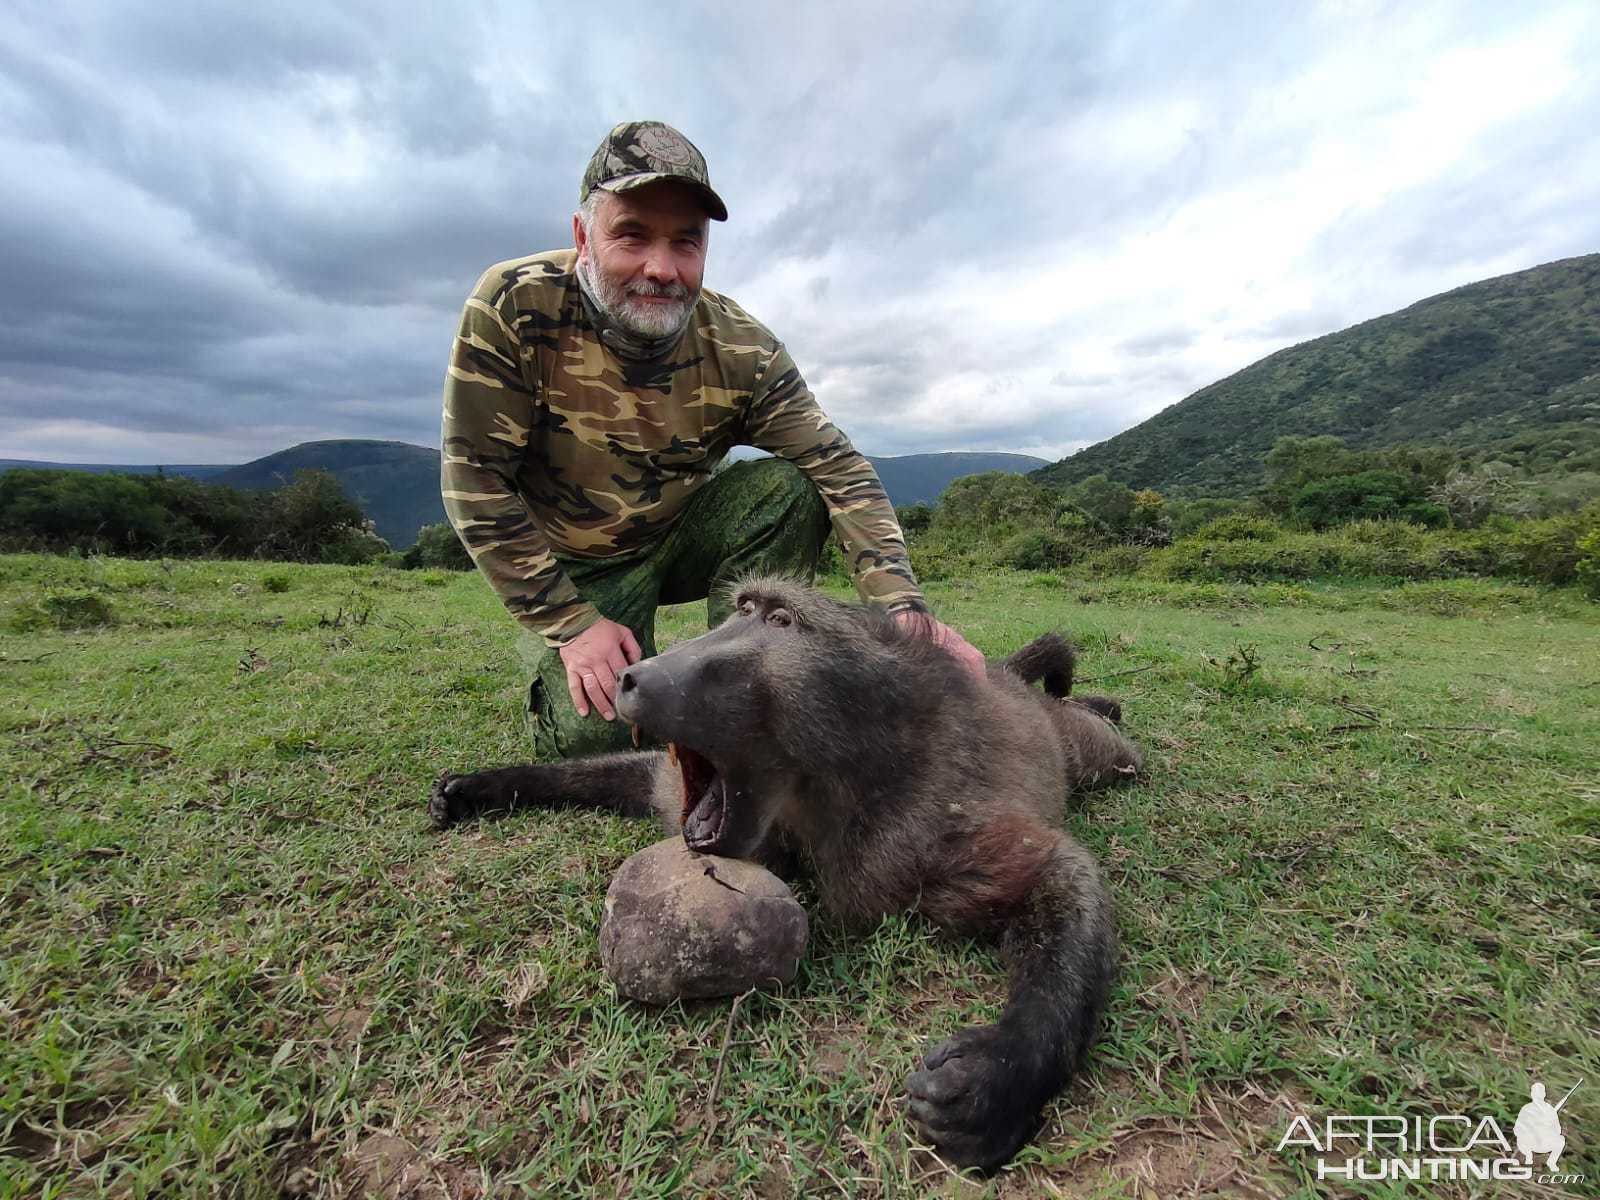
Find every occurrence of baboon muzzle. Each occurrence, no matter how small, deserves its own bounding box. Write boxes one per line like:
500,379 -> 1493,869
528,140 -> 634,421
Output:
615,622 -> 755,746
617,628 -> 757,854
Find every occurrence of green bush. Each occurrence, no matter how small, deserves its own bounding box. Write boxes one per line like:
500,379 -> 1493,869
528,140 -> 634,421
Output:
815,540 -> 849,582
937,472 -> 1058,530
1062,475 -> 1135,532
1576,527 -> 1600,598
1151,536 -> 1337,582
314,523 -> 391,566
262,574 -> 291,594
406,522 -> 474,571
1078,544 -> 1153,577
1290,469 -> 1448,530
9,587 -> 115,631
1489,506 -> 1597,585
1169,497 -> 1246,539
1189,515 -> 1283,543
896,503 -> 935,537
1003,529 -> 1077,570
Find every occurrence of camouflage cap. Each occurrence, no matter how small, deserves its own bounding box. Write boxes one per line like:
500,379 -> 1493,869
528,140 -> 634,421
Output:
580,121 -> 728,222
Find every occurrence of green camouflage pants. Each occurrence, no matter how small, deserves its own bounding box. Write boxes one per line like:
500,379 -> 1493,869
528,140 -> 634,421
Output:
520,457 -> 830,760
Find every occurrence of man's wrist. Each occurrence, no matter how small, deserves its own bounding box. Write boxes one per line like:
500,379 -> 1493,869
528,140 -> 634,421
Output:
534,603 -> 603,649
885,597 -> 932,617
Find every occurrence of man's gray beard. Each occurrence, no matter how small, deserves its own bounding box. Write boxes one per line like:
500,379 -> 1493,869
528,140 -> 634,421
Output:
576,253 -> 697,340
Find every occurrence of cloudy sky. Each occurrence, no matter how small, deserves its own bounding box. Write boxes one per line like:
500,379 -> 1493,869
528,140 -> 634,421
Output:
2,1 -> 1597,466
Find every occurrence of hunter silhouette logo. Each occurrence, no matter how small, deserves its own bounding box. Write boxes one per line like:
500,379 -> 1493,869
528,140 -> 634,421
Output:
1276,1076 -> 1585,1185
1516,1079 -> 1578,1171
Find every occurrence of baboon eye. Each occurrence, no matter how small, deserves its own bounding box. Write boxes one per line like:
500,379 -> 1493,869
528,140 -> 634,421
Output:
766,608 -> 793,628
736,597 -> 756,616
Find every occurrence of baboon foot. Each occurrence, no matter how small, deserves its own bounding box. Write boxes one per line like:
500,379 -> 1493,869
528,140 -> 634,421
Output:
1071,695 -> 1123,723
906,1023 -> 1044,1172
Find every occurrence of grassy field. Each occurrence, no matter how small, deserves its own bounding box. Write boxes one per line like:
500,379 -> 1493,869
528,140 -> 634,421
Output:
2,553 -> 1596,1199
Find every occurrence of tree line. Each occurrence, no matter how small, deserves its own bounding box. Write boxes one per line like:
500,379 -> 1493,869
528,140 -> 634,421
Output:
0,468 -> 390,564
0,466 -> 477,570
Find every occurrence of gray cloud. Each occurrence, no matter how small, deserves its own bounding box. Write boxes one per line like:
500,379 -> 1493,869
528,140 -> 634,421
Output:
2,0 -> 1598,466
1118,328 -> 1197,358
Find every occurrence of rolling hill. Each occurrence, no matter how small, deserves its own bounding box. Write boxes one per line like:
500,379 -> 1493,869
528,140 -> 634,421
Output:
1034,253 -> 1600,497
860,452 -> 1047,505
210,439 -> 443,549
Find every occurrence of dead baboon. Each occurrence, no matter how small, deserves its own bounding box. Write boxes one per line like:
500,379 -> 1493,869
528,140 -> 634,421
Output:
430,578 -> 1143,1171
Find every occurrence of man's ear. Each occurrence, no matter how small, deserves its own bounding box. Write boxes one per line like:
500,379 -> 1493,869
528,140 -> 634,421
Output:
572,211 -> 586,256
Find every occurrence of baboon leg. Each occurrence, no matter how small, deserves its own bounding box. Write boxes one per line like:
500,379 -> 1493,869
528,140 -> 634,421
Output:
907,832 -> 1114,1172
429,752 -> 664,830
1054,702 -> 1143,789
1002,633 -> 1075,697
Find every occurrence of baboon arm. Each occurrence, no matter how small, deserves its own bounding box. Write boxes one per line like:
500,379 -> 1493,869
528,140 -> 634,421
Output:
429,752 -> 665,829
997,836 -> 1115,1070
907,832 -> 1114,1172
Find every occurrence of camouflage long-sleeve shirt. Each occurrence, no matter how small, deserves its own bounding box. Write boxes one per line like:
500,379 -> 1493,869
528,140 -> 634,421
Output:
441,249 -> 925,645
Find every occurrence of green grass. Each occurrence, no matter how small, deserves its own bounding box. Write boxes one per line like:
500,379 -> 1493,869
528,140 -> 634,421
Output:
2,554 -> 1596,1198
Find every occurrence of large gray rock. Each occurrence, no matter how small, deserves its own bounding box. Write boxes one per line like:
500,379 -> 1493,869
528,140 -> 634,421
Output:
600,838 -> 808,1004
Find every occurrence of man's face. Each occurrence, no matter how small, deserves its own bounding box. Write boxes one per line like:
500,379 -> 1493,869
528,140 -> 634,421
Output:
574,182 -> 709,340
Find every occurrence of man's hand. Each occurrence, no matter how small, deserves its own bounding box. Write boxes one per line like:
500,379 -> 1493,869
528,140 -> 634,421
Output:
559,618 -> 643,721
894,611 -> 987,680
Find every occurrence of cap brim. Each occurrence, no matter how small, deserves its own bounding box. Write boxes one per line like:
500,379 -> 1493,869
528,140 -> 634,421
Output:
600,172 -> 728,221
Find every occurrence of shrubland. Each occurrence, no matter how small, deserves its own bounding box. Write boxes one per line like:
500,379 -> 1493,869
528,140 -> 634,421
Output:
893,438 -> 1600,600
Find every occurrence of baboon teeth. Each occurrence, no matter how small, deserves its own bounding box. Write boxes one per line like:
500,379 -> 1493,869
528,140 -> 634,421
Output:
667,742 -> 679,765
630,723 -> 641,749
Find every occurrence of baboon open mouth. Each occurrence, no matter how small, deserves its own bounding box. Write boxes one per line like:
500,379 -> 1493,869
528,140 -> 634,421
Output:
669,742 -> 729,851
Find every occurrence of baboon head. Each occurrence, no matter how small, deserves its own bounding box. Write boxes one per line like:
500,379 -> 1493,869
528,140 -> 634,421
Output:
617,581 -> 790,856
616,577 -> 908,858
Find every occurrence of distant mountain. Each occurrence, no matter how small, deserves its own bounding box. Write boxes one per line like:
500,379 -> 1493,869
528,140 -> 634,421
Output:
865,452 -> 1049,505
0,460 -> 230,479
211,440 -> 444,549
2,441 -> 1045,549
1034,254 -> 1600,497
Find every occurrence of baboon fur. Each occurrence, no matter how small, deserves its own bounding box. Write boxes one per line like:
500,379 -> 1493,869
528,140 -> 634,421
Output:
430,578 -> 1143,1171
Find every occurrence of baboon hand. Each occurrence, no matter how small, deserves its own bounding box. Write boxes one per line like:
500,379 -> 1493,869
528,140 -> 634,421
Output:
428,770 -> 512,830
906,1023 -> 1044,1172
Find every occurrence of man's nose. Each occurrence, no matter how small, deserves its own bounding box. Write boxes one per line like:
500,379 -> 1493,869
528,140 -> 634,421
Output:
640,243 -> 677,283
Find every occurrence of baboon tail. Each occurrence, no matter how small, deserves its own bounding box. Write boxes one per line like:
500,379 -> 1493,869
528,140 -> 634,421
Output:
1004,633 -> 1075,698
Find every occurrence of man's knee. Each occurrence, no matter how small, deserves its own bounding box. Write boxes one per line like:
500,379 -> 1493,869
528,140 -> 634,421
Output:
525,666 -> 638,761
744,456 -> 826,521
723,458 -> 828,558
